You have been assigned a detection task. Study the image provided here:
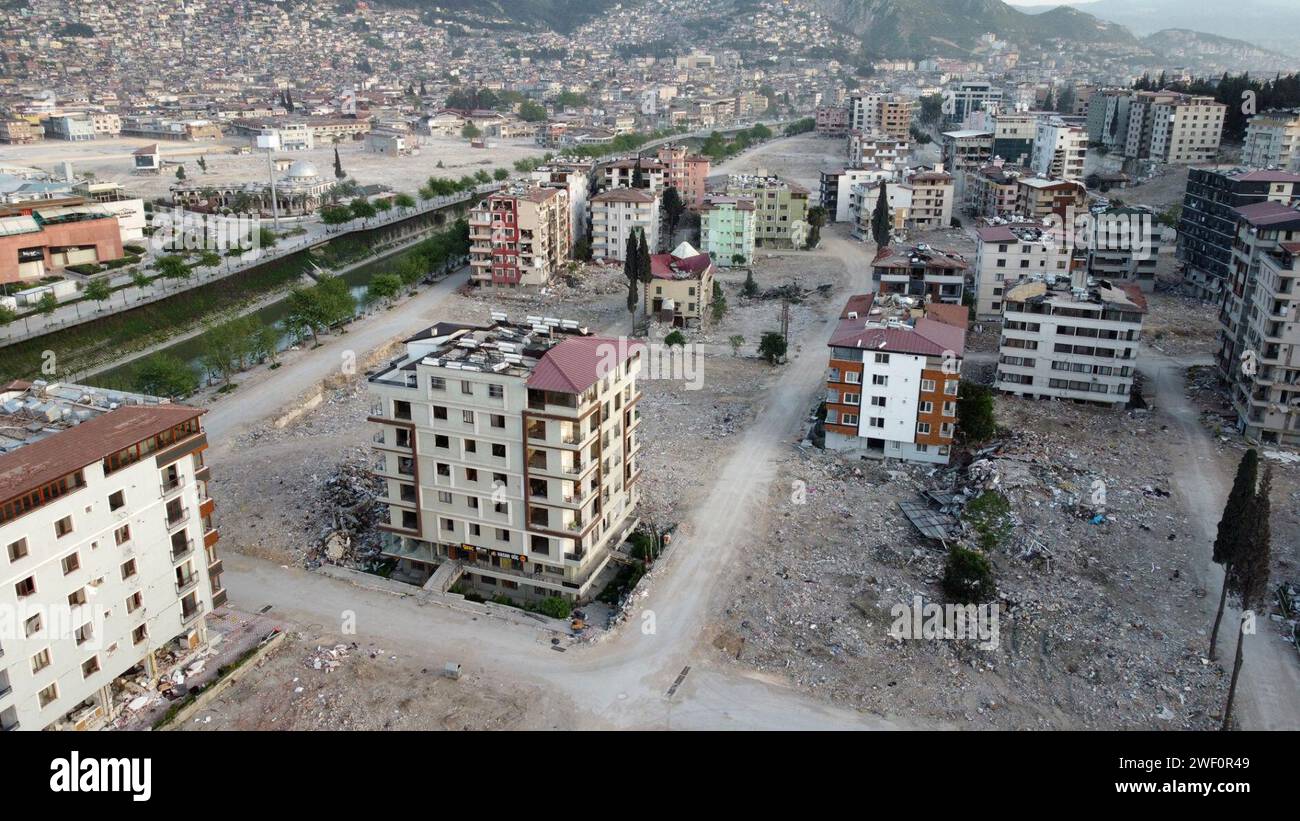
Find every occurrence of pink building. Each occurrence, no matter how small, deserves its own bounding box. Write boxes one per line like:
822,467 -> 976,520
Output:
657,143 -> 710,210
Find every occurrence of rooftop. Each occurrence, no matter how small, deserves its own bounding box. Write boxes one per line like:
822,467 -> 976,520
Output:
828,293 -> 967,357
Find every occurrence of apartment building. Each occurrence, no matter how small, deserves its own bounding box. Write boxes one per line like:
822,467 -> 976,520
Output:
905,166 -> 954,230
44,114 -> 95,141
530,159 -> 593,243
816,105 -> 850,137
722,174 -> 810,249
590,187 -> 660,261
973,222 -> 1073,320
964,160 -> 1026,219
645,241 -> 714,327
944,81 -> 1003,124
655,144 -> 710,210
851,180 -> 911,242
1016,176 -> 1088,221
1219,241 -> 1300,443
1242,109 -> 1300,172
941,130 -> 993,200
1088,88 -> 1133,149
1085,205 -> 1162,293
994,273 -> 1146,408
1124,91 -> 1225,164
848,93 -> 913,141
872,244 -> 967,304
991,111 -> 1038,167
1177,169 -> 1300,300
1216,201 -> 1300,441
823,293 -> 967,464
0,120 -> 43,144
0,381 -> 223,732
1032,117 -> 1088,182
847,133 -> 908,172
600,158 -> 665,194
699,196 -> 756,265
822,166 -> 892,224
468,185 -> 571,289
366,318 -> 644,603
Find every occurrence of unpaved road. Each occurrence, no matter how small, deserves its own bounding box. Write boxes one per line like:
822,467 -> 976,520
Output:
1141,349 -> 1300,730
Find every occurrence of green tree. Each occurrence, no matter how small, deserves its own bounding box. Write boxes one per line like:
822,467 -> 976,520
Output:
175,165 -> 186,181
333,147 -> 345,180
871,184 -> 891,248
518,100 -> 547,122
758,331 -> 786,364
134,354 -> 198,398
1210,448 -> 1259,660
0,304 -> 16,329
321,205 -> 352,228
664,330 -> 686,347
197,155 -> 207,173
710,280 -> 727,322
197,250 -> 222,269
156,255 -> 192,288
957,382 -> 996,443
805,205 -> 826,250
662,187 -> 685,237
942,545 -> 996,605
728,334 -> 745,356
742,269 -> 759,298
367,272 -> 403,305
462,122 -> 481,139
82,277 -> 111,308
36,291 -> 59,318
493,168 -> 509,181
394,193 -> 416,210
251,323 -> 281,365
1222,466 -> 1273,730
374,198 -> 393,214
350,196 -> 377,221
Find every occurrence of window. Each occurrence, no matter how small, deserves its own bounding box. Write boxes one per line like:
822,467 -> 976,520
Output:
68,588 -> 87,607
430,376 -> 446,391
461,380 -> 473,395
872,374 -> 888,386
126,592 -> 142,613
54,516 -> 73,538
490,414 -> 505,428
531,535 -> 550,555
492,443 -> 506,458
917,422 -> 932,434
132,624 -> 148,645
7,538 -> 27,562
25,614 -> 42,637
32,648 -> 51,673
920,378 -> 936,392
121,559 -> 137,580
115,524 -> 130,545
943,381 -> 958,396
15,576 -> 35,598
433,406 -> 447,420
436,463 -> 450,477
435,434 -> 449,449
469,523 -> 480,536
871,396 -> 886,407
82,656 -> 101,679
492,473 -> 507,486
869,417 -> 885,429
919,401 -> 933,413
844,371 -> 860,384
462,410 -> 474,424
488,385 -> 503,399
61,552 -> 80,575
38,683 -> 58,708
466,468 -> 479,482
874,353 -> 890,364
75,622 -> 93,646
496,528 -> 509,542
109,490 -> 126,511
842,413 -> 859,425
437,491 -> 452,504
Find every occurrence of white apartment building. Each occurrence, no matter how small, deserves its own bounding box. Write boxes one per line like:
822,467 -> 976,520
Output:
1125,91 -> 1225,164
905,166 -> 955,230
1243,109 -> 1300,172
1032,117 -> 1087,181
973,222 -> 1073,320
366,318 -> 644,602
995,274 -> 1147,408
834,166 -> 893,224
0,381 -> 222,731
848,93 -> 913,142
590,187 -> 660,260
847,133 -> 909,173
600,158 -> 665,194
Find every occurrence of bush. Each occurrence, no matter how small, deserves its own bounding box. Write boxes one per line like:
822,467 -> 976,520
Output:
758,331 -> 787,364
957,382 -> 996,443
536,596 -> 572,619
628,531 -> 656,560
942,545 -> 996,604
964,490 -> 1012,552
663,330 -> 687,347
123,243 -> 146,256
65,263 -> 102,275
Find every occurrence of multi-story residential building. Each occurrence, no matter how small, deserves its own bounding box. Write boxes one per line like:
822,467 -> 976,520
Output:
468,185 -> 571,289
530,160 -> 592,243
43,114 -> 95,141
905,166 -> 954,230
89,113 -> 121,138
1242,109 -> 1300,172
848,93 -> 913,141
851,180 -> 912,241
1016,176 -> 1088,221
0,381 -> 223,732
816,105 -> 850,137
941,130 -> 994,200
1087,88 -> 1133,149
1177,169 -> 1300,300
600,158 -> 665,194
847,133 -> 908,172
722,174 -> 810,249
944,81 -> 1003,124
1085,205 -> 1162,293
964,160 -> 1026,218
590,187 -> 660,260
871,244 -> 968,304
1032,117 -> 1088,182
1218,240 -> 1300,443
973,221 -> 1073,320
0,120 -> 43,144
655,144 -> 710,210
822,166 -> 892,224
823,292 -> 967,464
994,273 -> 1146,408
646,241 -> 714,327
1124,91 -> 1225,164
699,196 -> 756,265
366,318 -> 644,603
1216,201 -> 1300,440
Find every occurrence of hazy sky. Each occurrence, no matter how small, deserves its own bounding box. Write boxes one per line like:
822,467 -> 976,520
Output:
1004,0 -> 1096,6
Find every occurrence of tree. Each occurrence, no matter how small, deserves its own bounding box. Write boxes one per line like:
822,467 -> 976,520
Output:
462,122 -> 481,139
957,382 -> 996,443
321,204 -> 352,228
82,277 -> 111,309
197,155 -> 207,173
871,184 -> 891,248
664,330 -> 686,347
758,331 -> 786,364
156,255 -> 192,289
36,291 -> 58,318
493,168 -> 509,181
134,354 -> 198,398
175,165 -> 186,181
518,100 -> 547,122
130,269 -> 152,295
374,197 -> 392,214
367,273 -> 403,305
943,545 -> 996,605
710,281 -> 727,322
728,334 -> 745,356
197,250 -> 222,269
1210,449 -> 1259,660
349,196 -> 376,221
805,205 -> 826,249
742,269 -> 759,298
333,147 -> 345,180
1221,466 -> 1273,730
662,187 -> 685,238
731,253 -> 747,266
394,193 -> 416,210
251,323 -> 281,365
574,238 -> 592,262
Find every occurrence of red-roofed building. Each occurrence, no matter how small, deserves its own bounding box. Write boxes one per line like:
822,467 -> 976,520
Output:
823,293 -> 966,463
643,242 -> 715,327
366,316 -> 644,603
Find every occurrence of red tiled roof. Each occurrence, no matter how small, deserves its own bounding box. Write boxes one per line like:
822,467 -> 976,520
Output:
591,188 -> 655,203
526,337 -> 646,395
1235,200 -> 1300,227
839,293 -> 875,319
0,404 -> 205,502
925,302 -> 970,331
649,251 -> 712,279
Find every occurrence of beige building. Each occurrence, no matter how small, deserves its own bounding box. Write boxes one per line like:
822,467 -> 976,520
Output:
905,166 -> 954,230
645,241 -> 715,327
973,222 -> 1074,320
1243,109 -> 1300,172
0,381 -> 223,731
469,185 -> 571,289
1125,91 -> 1225,164
722,173 -> 810,249
366,318 -> 644,602
590,187 -> 660,261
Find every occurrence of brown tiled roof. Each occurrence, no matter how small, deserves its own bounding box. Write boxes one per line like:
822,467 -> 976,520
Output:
526,337 -> 646,394
0,405 -> 204,502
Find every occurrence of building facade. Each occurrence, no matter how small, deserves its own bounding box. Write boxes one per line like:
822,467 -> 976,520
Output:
699,196 -> 756,265
468,185 -> 571,289
590,188 -> 660,261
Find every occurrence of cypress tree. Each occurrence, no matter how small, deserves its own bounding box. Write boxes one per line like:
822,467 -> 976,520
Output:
1222,466 -> 1273,730
1210,448 -> 1258,660
871,183 -> 891,248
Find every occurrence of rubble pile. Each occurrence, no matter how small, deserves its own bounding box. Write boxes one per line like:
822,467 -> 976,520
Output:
719,397 -> 1231,729
304,457 -> 385,570
1144,293 -> 1219,358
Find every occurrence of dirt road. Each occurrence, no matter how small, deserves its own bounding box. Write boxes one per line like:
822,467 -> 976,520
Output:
1142,349 -> 1300,730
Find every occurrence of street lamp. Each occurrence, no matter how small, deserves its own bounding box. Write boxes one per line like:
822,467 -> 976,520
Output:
256,131 -> 281,231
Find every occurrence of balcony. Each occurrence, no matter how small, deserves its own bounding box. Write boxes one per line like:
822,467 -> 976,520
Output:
175,573 -> 199,595
171,537 -> 195,563
166,508 -> 190,531
181,600 -> 205,624
161,475 -> 184,496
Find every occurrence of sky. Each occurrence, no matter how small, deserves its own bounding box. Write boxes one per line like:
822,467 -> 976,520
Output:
1004,0 -> 1096,6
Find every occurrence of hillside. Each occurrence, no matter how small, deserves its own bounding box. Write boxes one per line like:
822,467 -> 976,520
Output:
1072,0 -> 1300,58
